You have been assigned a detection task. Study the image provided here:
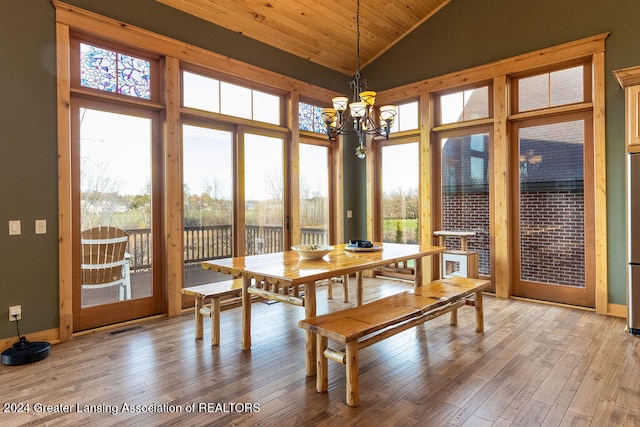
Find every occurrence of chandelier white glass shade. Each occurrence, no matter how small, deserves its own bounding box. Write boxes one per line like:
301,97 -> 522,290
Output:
320,0 -> 397,159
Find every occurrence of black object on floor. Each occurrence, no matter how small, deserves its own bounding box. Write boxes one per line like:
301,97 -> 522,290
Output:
2,336 -> 51,366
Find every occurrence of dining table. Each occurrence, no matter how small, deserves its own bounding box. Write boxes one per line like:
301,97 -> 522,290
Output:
201,242 -> 445,375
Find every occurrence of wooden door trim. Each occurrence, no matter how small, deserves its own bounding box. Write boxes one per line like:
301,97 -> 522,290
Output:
70,97 -> 165,331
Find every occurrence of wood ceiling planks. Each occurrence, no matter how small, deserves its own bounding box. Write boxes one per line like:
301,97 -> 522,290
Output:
156,0 -> 450,75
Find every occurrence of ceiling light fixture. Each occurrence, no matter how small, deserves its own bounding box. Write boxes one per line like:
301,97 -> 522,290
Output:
321,0 -> 398,159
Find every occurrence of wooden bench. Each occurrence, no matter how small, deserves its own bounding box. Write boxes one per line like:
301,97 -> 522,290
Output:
297,276 -> 491,406
180,279 -> 243,346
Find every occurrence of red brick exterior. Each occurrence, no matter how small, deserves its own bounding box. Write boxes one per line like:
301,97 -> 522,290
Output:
442,190 -> 585,287
519,190 -> 585,287
442,192 -> 490,275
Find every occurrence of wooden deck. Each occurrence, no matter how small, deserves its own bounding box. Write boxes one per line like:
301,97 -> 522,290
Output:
1,278 -> 638,426
82,264 -> 227,307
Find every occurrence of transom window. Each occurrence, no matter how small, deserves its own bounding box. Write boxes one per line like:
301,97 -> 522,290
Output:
182,70 -> 281,125
516,65 -> 585,112
437,86 -> 490,125
80,42 -> 151,100
299,102 -> 325,134
390,101 -> 419,133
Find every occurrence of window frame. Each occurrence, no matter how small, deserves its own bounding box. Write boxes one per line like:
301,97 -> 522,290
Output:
70,35 -> 161,104
510,59 -> 593,116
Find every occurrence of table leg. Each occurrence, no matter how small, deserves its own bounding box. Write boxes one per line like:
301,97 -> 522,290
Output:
241,276 -> 252,350
305,281 -> 317,376
343,274 -> 349,303
356,271 -> 363,306
475,290 -> 484,332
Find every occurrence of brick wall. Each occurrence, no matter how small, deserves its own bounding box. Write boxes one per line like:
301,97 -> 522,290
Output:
442,192 -> 491,275
519,190 -> 585,287
442,189 -> 585,286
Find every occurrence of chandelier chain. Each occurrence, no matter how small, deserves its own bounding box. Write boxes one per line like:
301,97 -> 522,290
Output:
356,0 -> 361,72
321,0 -> 397,158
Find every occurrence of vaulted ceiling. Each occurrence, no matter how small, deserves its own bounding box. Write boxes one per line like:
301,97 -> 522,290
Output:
156,0 -> 450,76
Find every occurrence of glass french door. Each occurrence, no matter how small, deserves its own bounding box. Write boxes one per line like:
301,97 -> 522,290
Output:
437,129 -> 492,278
299,143 -> 330,245
243,132 -> 285,255
73,100 -> 163,331
182,124 -> 234,294
180,126 -> 285,307
380,142 -> 419,244
512,113 -> 595,307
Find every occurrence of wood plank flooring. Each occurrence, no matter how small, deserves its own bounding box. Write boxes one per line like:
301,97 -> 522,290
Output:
1,278 -> 638,426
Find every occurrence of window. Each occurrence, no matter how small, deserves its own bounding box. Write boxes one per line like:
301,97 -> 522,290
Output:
439,130 -> 491,276
299,143 -> 330,244
433,83 -> 492,276
182,70 -> 281,125
438,86 -> 490,125
244,134 -> 285,255
517,65 -> 584,112
182,124 -> 234,288
389,101 -> 419,133
381,142 -> 419,244
299,102 -> 325,134
80,42 -> 151,99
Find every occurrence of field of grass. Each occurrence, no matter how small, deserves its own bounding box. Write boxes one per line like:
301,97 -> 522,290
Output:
383,218 -> 419,244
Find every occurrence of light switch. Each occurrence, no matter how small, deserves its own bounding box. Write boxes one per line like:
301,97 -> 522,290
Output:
8,220 -> 21,236
347,210 -> 353,219
35,219 -> 47,234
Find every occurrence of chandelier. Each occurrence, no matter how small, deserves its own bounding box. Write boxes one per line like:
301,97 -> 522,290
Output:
320,0 -> 398,159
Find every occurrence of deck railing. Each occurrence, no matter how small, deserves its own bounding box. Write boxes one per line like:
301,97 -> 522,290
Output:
125,225 -> 327,272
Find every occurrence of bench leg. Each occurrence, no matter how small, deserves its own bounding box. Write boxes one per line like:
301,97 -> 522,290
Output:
327,280 -> 333,299
345,341 -> 360,406
475,290 -> 484,332
450,309 -> 458,326
211,297 -> 221,346
195,296 -> 204,340
356,272 -> 363,306
316,335 -> 328,393
305,282 -> 317,376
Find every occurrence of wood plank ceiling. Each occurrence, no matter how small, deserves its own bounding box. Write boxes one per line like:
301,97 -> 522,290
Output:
156,0 -> 450,75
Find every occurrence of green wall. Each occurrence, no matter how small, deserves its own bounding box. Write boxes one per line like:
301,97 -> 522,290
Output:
0,3 -> 60,340
0,0 -> 635,340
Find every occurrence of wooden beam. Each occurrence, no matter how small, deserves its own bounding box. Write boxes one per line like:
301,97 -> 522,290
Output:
492,75 -> 510,299
164,56 -> 183,317
56,21 -> 73,342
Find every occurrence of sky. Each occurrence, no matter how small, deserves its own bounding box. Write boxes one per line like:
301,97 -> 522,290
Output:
78,91 -> 455,200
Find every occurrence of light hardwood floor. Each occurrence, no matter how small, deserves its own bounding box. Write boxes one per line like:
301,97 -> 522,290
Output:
1,278 -> 638,426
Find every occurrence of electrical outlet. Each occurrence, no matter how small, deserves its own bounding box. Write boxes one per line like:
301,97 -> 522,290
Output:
9,305 -> 21,321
